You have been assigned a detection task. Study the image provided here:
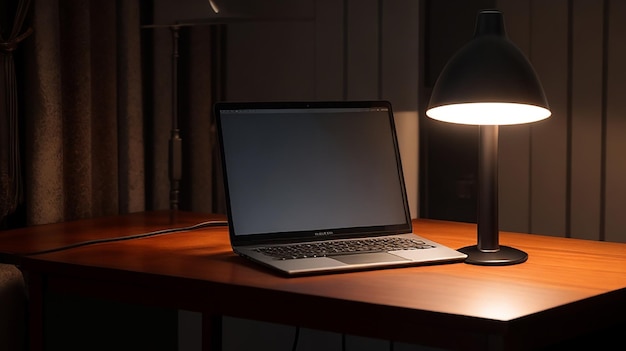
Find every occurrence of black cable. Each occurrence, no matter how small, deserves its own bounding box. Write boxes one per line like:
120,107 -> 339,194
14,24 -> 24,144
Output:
291,326 -> 300,351
21,220 -> 228,256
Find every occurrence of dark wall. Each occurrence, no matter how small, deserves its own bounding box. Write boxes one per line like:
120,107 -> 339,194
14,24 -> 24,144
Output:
419,0 -> 495,223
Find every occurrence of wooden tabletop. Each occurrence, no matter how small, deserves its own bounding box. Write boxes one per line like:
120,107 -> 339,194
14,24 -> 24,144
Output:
1,210 -> 625,350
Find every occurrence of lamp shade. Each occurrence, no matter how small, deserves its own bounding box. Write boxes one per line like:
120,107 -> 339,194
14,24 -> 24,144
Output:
426,10 -> 551,125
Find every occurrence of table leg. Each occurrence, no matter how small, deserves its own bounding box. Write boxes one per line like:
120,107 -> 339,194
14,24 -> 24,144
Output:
24,271 -> 44,351
202,313 -> 223,351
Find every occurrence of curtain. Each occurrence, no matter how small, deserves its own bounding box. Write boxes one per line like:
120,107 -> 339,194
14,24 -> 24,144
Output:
4,0 -> 224,227
0,0 -> 31,224
20,0 -> 144,225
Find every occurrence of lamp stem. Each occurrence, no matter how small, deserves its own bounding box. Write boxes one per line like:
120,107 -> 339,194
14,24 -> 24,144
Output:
457,125 -> 528,265
478,125 -> 499,251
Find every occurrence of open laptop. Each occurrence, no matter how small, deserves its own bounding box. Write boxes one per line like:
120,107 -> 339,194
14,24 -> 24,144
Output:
215,100 -> 467,276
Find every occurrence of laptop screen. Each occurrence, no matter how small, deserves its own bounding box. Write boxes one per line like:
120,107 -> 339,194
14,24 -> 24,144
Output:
215,101 -> 412,244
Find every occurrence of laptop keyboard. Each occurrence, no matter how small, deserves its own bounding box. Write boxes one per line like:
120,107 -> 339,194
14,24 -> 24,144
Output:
254,237 -> 435,260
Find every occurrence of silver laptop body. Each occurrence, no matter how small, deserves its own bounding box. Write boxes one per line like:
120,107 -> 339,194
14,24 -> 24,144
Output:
215,100 -> 467,276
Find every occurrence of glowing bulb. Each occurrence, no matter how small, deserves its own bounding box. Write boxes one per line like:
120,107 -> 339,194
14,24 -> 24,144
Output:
426,102 -> 551,125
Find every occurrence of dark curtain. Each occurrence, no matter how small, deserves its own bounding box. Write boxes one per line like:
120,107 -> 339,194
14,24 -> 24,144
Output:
0,0 -> 224,228
0,1 -> 224,349
19,0 -> 145,226
0,0 -> 31,225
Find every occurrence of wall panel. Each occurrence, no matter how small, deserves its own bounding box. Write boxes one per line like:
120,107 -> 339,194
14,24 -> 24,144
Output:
528,0 -> 569,237
497,0 -> 532,234
419,0 -> 492,223
345,0 -> 380,100
225,20 -> 316,101
381,0 -> 419,112
381,0 -> 420,218
604,0 -> 626,243
314,0 -> 344,100
570,0 -> 604,240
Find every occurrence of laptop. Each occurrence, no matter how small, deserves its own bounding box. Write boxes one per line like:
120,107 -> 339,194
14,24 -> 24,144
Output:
215,100 -> 467,276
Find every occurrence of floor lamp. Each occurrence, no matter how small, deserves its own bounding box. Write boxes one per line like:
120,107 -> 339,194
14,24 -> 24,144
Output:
426,10 -> 552,265
142,21 -> 219,210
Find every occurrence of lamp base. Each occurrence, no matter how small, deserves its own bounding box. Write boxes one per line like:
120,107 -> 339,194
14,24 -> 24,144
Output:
458,245 -> 528,266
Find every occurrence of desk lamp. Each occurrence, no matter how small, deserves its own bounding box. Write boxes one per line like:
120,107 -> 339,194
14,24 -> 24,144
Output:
426,10 -> 551,265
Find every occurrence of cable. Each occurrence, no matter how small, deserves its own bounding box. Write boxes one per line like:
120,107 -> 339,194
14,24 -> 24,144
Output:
21,220 -> 228,256
291,326 -> 300,351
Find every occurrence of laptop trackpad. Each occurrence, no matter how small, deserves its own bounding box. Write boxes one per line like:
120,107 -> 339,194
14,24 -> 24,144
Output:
332,252 -> 409,264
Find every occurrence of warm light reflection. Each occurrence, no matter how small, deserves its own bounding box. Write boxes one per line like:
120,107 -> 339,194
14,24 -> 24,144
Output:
426,102 -> 551,125
456,280 -> 545,321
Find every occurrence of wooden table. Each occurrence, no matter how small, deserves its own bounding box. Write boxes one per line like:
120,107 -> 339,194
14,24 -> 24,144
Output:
1,210 -> 625,351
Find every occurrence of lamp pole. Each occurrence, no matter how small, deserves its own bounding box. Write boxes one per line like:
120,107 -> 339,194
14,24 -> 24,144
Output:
169,25 -> 182,210
457,124 -> 528,265
477,124 -> 499,251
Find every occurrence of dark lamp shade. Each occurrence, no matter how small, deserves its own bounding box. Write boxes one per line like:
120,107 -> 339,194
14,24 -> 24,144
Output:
426,10 -> 551,125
